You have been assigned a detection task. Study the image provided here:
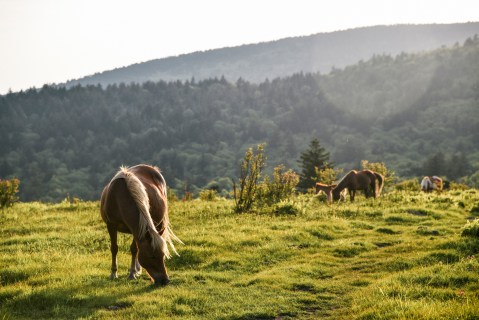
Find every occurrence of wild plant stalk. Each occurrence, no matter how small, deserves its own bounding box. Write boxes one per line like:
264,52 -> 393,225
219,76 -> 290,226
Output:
233,144 -> 265,213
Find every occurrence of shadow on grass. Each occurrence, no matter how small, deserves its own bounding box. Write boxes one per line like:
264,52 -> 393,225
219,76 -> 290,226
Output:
1,275 -> 164,319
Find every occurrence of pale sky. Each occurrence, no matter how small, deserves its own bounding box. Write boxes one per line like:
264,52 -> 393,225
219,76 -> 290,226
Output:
0,0 -> 478,94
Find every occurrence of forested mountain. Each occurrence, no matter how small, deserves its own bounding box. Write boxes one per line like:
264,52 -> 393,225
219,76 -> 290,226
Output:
1,37 -> 479,202
64,23 -> 479,88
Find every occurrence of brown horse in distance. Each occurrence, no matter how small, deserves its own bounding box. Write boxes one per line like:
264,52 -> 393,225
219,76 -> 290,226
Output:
332,170 -> 377,202
100,164 -> 182,285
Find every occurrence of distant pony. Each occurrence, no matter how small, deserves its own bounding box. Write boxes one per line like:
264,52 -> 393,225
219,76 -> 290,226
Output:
100,164 -> 182,285
421,176 -> 434,192
315,182 -> 346,203
332,170 -> 377,202
431,176 -> 443,191
421,176 -> 443,192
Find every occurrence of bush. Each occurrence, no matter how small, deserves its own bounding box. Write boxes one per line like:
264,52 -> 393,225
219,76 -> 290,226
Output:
394,178 -> 419,191
0,178 -> 20,209
461,219 -> 479,238
199,189 -> 217,201
233,144 -> 266,213
315,166 -> 343,185
257,165 -> 299,207
361,160 -> 396,185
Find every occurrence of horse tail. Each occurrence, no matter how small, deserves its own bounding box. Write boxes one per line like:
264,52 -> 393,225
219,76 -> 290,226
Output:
148,166 -> 182,255
154,174 -> 183,257
375,173 -> 384,197
420,177 -> 427,191
369,172 -> 377,198
420,176 -> 432,192
114,166 -> 171,259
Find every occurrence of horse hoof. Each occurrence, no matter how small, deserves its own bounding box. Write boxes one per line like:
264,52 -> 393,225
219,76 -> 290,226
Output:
127,272 -> 141,280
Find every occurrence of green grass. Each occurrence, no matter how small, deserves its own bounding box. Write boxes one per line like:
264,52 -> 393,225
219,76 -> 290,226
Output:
1,190 -> 479,319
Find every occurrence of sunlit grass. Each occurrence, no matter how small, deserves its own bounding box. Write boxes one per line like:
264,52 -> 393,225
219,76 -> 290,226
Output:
1,190 -> 478,319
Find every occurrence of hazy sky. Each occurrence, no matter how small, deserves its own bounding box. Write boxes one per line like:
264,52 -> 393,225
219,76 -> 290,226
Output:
0,0 -> 478,94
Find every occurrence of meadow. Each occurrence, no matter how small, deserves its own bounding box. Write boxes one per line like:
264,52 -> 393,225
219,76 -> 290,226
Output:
1,189 -> 479,319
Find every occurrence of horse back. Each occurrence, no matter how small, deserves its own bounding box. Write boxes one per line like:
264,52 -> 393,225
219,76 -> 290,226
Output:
128,165 -> 167,228
100,177 -> 140,234
100,164 -> 168,235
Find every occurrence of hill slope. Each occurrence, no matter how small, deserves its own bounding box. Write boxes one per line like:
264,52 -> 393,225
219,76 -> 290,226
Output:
65,23 -> 479,88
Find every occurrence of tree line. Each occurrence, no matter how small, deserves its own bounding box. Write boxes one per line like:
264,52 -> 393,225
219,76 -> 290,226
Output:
1,37 -> 478,201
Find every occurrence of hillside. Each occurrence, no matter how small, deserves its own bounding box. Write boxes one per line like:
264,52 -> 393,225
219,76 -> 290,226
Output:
1,37 -> 478,202
64,23 -> 479,88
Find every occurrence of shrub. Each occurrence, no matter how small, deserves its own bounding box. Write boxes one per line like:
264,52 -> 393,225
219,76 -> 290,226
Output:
232,144 -> 266,213
257,165 -> 299,207
315,166 -> 343,185
0,178 -> 20,209
199,189 -> 217,201
361,160 -> 396,186
394,178 -> 419,191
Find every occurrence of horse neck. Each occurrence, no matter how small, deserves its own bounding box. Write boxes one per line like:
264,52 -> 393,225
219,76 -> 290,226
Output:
335,171 -> 354,191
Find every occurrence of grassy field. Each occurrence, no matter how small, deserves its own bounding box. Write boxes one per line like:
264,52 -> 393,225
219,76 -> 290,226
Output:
1,190 -> 479,319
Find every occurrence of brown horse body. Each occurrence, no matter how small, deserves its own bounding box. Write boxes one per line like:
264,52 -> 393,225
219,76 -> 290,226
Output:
100,164 -> 181,285
332,170 -> 378,202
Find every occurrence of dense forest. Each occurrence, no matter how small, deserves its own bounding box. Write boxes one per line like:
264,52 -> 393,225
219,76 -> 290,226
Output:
1,37 -> 479,202
65,23 -> 479,88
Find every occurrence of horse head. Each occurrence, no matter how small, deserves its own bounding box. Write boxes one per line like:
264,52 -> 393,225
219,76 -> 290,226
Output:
331,186 -> 342,201
137,234 -> 170,285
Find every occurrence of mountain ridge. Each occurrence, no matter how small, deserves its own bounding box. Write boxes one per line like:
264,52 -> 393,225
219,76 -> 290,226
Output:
64,23 -> 479,88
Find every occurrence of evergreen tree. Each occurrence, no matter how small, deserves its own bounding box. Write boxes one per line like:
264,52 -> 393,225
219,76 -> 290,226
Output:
446,152 -> 471,180
297,138 -> 332,191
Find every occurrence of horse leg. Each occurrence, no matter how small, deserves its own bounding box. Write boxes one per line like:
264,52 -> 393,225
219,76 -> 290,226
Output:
350,189 -> 355,202
128,239 -> 142,280
107,225 -> 118,280
364,187 -> 370,198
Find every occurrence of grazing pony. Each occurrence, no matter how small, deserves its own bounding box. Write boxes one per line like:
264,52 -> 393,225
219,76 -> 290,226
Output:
421,176 -> 434,192
100,164 -> 182,285
421,176 -> 443,192
315,183 -> 346,203
332,170 -> 377,202
431,176 -> 443,191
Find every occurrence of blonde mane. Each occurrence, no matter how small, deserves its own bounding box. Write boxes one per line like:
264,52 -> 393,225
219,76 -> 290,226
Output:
109,166 -> 181,259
